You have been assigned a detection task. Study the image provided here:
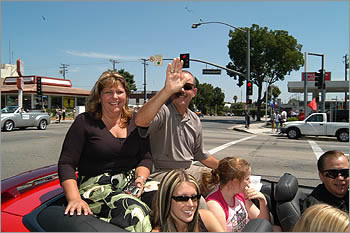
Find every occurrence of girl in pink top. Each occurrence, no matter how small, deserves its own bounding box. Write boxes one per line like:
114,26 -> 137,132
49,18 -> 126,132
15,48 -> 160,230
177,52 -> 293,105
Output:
201,157 -> 270,232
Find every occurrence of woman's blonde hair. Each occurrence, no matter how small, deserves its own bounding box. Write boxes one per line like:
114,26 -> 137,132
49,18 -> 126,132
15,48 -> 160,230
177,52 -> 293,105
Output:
86,71 -> 133,126
200,156 -> 250,196
293,203 -> 349,232
151,169 -> 201,232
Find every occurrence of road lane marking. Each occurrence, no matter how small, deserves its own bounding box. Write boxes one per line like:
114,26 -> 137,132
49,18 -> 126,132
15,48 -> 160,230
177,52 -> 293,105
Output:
308,140 -> 324,160
208,135 -> 257,154
308,140 -> 349,159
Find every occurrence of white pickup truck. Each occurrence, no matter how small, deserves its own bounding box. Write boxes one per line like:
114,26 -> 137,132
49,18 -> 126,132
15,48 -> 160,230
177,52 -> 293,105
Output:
280,112 -> 349,142
1,106 -> 51,132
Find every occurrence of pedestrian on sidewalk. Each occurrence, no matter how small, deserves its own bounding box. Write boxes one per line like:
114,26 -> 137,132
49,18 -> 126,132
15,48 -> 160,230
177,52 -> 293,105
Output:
275,111 -> 281,133
245,111 -> 251,129
271,111 -> 276,133
62,108 -> 66,121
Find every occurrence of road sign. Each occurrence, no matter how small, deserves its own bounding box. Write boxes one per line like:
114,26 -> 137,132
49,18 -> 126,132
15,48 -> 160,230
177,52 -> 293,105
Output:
16,59 -> 24,77
301,72 -> 331,81
149,56 -> 155,62
202,69 -> 221,75
16,77 -> 24,89
154,55 -> 163,66
37,77 -> 42,96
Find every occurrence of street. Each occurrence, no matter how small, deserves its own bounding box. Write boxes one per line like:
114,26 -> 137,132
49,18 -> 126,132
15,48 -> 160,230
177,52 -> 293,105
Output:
2,116 -> 348,187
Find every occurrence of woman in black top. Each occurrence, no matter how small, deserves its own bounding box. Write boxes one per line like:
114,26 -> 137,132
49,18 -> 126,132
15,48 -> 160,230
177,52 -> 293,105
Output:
151,170 -> 224,232
58,71 -> 153,231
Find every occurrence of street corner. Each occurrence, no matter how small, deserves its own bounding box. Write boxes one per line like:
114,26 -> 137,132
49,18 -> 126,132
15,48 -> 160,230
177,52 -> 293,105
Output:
232,126 -> 255,134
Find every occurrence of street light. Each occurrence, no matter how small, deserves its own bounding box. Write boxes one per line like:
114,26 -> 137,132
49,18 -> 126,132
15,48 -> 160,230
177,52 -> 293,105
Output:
192,21 -> 250,104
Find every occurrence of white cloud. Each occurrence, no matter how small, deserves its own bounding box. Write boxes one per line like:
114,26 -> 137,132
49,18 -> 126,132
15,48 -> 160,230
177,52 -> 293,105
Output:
65,50 -> 143,61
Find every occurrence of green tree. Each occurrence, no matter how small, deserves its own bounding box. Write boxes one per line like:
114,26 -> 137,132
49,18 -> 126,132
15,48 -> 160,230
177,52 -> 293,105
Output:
233,95 -> 238,103
288,97 -> 299,105
226,24 -> 304,121
261,84 -> 281,103
107,68 -> 137,91
194,83 -> 215,115
117,69 -> 137,91
191,78 -> 225,115
271,85 -> 281,99
212,87 -> 225,115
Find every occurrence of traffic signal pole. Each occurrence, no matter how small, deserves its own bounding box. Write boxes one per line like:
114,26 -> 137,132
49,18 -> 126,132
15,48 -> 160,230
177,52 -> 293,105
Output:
321,55 -> 325,112
191,21 -> 250,105
307,53 -> 326,112
303,52 -> 308,115
246,30 -> 251,105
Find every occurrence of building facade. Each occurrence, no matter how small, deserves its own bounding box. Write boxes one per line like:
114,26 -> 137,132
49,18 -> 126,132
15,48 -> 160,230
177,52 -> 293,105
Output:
1,76 -> 90,110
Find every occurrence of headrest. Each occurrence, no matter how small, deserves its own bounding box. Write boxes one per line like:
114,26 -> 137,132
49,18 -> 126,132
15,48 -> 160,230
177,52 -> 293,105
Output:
242,218 -> 274,232
274,173 -> 298,202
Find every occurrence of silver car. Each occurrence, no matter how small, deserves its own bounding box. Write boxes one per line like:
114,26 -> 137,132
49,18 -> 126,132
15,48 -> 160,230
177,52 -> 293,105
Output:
1,106 -> 51,131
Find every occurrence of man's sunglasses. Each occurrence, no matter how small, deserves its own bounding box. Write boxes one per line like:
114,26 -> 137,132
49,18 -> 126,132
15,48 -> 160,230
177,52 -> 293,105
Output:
172,194 -> 201,202
183,83 -> 195,91
321,169 -> 349,179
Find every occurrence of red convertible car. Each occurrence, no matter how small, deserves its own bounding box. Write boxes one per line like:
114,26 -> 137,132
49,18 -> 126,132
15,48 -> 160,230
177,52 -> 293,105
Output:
1,164 -> 315,232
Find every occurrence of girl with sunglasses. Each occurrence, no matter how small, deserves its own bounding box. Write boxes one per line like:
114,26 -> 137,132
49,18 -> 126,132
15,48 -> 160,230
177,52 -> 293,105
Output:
151,169 -> 224,232
201,156 -> 273,232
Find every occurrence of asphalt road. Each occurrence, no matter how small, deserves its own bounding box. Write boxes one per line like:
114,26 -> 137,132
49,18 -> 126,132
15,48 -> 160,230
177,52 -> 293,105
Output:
2,116 -> 348,188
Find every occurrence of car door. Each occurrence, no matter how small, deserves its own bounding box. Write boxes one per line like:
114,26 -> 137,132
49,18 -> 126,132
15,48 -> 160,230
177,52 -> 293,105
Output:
303,114 -> 326,135
19,111 -> 33,127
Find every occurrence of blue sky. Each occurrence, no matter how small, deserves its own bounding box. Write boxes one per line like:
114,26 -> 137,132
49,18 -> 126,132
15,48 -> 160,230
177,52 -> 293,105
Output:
1,1 -> 349,103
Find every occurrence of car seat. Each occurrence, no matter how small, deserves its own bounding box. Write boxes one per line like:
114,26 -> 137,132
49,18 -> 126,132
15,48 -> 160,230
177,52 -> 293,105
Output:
242,218 -> 274,232
274,173 -> 307,232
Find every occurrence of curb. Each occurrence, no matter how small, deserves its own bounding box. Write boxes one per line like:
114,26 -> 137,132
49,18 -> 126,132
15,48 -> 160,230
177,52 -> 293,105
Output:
232,127 -> 254,134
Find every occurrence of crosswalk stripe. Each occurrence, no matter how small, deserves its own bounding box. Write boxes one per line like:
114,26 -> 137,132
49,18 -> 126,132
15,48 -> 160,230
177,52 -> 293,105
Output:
308,140 -> 349,159
208,135 -> 257,155
308,140 -> 324,160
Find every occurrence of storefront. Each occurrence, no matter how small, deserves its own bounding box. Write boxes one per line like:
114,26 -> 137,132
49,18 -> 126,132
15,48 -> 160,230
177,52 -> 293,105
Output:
1,76 -> 90,110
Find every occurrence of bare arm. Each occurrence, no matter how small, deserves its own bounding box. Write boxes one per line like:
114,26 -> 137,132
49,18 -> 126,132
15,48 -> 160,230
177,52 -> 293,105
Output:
244,187 -> 270,221
134,166 -> 151,197
200,155 -> 219,169
199,209 -> 225,232
135,57 -> 191,127
61,179 -> 93,216
207,200 -> 227,231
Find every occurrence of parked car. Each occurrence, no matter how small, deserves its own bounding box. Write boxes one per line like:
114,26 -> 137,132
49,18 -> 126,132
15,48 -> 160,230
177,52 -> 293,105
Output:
1,106 -> 50,131
280,112 -> 349,142
1,164 -> 314,232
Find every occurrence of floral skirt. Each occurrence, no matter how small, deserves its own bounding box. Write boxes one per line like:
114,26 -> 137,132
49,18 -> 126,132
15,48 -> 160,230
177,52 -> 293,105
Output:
77,169 -> 152,232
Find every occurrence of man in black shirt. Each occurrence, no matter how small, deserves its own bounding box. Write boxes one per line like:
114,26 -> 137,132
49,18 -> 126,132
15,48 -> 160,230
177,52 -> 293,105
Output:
301,150 -> 349,213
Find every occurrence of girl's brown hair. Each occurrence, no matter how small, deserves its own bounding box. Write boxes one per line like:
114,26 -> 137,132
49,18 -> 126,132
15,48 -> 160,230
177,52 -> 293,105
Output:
201,156 -> 250,196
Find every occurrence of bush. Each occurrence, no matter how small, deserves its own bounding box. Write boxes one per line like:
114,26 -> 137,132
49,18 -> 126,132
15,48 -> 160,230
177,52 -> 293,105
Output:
287,117 -> 298,122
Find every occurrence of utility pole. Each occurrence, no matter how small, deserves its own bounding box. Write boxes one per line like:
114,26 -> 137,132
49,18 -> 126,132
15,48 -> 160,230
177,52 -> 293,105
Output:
109,59 -> 119,71
321,55 -> 325,112
140,59 -> 148,103
303,52 -> 308,115
344,54 -> 348,109
60,64 -> 69,79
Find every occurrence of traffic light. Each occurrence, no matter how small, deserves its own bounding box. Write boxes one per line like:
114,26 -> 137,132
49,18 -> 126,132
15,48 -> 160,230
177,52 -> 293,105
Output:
180,53 -> 190,68
315,69 -> 324,89
247,81 -> 253,95
37,77 -> 42,96
247,99 -> 252,104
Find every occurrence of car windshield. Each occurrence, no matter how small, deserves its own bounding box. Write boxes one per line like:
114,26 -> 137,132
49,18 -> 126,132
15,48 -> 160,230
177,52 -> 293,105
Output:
1,106 -> 18,113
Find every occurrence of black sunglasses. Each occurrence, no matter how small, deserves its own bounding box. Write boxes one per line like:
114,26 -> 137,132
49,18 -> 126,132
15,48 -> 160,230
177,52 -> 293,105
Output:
321,169 -> 349,179
183,83 -> 195,91
172,194 -> 201,202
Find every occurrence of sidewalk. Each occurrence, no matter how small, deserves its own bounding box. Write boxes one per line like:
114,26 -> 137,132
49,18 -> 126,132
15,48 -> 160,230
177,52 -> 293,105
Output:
51,118 -> 74,124
229,120 -> 278,135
